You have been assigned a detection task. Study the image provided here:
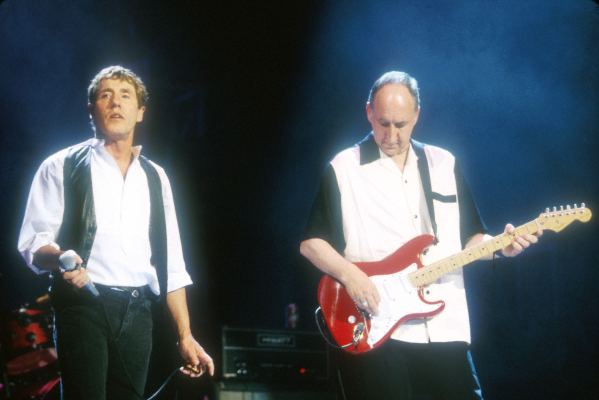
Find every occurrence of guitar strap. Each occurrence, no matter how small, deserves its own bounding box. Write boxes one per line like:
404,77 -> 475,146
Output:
411,139 -> 438,240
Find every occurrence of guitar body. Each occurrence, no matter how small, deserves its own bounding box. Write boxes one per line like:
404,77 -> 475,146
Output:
317,234 -> 445,354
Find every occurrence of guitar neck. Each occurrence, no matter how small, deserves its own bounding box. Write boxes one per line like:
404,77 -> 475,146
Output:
408,219 -> 541,287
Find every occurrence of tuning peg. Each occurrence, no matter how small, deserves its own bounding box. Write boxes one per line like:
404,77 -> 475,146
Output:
574,203 -> 578,209
553,206 -> 557,212
581,202 -> 586,208
560,205 -> 564,211
566,204 -> 571,210
545,207 -> 550,213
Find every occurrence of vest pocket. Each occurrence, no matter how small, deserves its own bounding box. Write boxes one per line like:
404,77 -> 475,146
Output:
431,191 -> 457,203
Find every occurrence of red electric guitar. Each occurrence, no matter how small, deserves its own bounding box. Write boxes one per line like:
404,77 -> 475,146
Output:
316,205 -> 592,354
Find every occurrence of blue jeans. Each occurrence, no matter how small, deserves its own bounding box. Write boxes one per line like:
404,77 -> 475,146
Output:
53,285 -> 154,400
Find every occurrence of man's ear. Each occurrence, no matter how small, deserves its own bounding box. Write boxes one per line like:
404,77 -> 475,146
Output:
136,106 -> 145,123
87,103 -> 95,121
366,102 -> 374,124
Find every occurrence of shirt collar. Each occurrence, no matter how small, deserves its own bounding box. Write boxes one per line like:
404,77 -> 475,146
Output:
89,137 -> 143,160
358,132 -> 419,166
378,143 -> 418,168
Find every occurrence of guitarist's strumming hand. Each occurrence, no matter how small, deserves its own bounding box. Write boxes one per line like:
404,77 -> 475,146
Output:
300,237 -> 382,315
341,265 -> 381,316
500,223 -> 542,257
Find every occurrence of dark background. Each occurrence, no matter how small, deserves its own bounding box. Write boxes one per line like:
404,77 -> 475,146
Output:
1,1 -> 598,399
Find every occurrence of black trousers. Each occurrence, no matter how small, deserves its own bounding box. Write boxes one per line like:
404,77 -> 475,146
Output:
335,340 -> 483,400
53,285 -> 154,400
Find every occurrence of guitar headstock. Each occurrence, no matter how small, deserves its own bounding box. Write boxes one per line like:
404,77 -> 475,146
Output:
538,203 -> 592,232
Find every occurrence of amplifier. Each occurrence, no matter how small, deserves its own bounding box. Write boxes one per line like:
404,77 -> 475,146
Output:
221,327 -> 329,387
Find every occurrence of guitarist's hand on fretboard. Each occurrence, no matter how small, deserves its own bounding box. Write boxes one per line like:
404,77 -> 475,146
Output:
500,223 -> 543,257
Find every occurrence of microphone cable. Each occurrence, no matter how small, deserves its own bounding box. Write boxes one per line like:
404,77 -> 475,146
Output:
145,367 -> 183,400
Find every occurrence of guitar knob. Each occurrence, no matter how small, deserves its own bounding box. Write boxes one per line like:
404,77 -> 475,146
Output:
347,315 -> 356,324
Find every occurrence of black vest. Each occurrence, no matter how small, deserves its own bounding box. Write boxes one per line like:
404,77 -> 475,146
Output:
52,144 -> 168,302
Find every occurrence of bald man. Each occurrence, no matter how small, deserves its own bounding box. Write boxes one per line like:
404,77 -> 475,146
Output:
300,71 -> 540,400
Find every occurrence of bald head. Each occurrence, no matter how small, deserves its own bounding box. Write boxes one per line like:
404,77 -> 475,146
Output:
367,71 -> 420,112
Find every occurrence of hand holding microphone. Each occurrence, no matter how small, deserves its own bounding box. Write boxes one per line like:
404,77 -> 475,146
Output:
59,250 -> 100,297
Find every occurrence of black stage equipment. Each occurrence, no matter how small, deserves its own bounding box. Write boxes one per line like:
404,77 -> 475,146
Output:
215,327 -> 334,400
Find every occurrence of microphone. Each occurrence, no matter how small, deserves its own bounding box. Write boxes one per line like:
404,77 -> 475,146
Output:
59,250 -> 100,297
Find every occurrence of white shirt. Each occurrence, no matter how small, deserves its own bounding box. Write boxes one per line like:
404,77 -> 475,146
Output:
330,141 -> 471,343
333,145 -> 434,263
18,138 -> 192,295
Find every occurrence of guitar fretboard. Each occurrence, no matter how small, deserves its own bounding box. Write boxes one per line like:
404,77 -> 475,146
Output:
408,219 -> 541,287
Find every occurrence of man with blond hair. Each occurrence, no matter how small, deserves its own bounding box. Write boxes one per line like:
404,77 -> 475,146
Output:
18,65 -> 213,399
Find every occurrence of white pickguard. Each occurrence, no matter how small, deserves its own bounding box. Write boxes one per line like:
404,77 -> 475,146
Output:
366,263 -> 440,347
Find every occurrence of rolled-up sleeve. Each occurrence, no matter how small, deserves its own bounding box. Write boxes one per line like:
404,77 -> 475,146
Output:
156,167 -> 193,292
17,154 -> 65,274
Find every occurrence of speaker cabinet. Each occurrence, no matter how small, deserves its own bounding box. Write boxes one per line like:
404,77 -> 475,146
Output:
217,327 -> 334,400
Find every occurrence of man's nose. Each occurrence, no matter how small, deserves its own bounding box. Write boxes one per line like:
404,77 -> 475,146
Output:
109,97 -> 121,108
